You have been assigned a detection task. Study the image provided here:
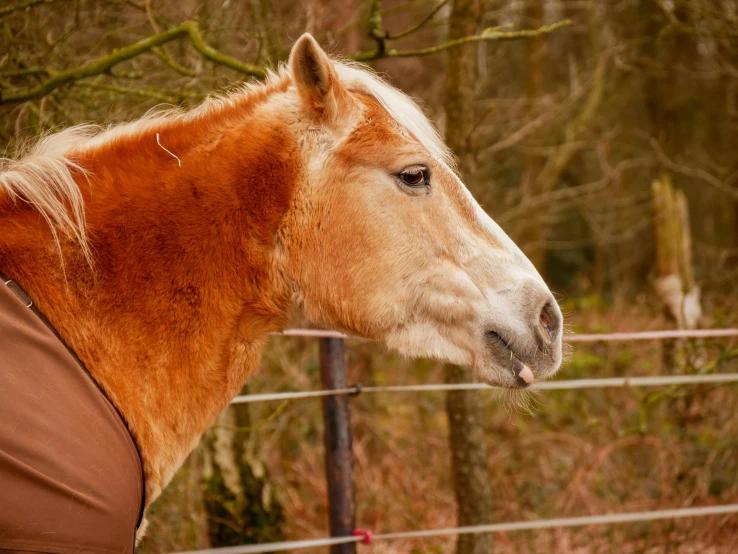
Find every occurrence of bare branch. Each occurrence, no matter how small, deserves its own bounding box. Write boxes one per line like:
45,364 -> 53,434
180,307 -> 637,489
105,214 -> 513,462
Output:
498,157 -> 652,226
387,0 -> 450,40
185,22 -> 266,78
368,0 -> 386,57
484,89 -> 582,155
0,0 -> 61,19
0,22 -> 192,104
0,67 -> 51,78
533,50 -> 608,194
350,19 -> 572,62
654,0 -> 738,38
0,12 -> 569,106
76,81 -> 204,104
144,0 -> 197,77
650,138 -> 738,200
0,21 -> 266,105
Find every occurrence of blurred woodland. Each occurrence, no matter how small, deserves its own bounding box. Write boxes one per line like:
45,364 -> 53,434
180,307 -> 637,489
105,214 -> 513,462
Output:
2,0 -> 738,553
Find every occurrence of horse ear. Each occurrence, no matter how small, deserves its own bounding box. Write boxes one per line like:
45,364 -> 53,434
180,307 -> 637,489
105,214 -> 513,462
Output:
289,34 -> 347,121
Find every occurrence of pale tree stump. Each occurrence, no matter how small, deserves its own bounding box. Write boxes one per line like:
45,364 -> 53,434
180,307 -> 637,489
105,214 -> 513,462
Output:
652,175 -> 702,370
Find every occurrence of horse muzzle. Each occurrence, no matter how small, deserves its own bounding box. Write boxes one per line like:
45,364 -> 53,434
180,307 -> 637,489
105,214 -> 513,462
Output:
480,281 -> 563,388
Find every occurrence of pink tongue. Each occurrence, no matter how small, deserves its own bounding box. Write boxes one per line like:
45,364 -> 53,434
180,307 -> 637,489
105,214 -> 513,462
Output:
518,364 -> 535,384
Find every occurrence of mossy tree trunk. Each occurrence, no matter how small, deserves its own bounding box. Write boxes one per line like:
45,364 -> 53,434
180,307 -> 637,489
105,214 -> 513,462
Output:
443,1 -> 494,553
445,366 -> 494,554
202,386 -> 285,546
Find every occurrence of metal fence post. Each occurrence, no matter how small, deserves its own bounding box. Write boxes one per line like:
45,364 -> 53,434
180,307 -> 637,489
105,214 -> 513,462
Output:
319,337 -> 357,554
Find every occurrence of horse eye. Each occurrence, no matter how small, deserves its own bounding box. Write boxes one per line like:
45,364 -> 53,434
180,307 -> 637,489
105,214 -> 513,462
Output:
398,166 -> 429,188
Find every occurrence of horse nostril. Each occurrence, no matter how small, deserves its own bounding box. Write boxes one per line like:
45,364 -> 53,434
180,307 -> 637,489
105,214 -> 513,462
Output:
539,301 -> 559,340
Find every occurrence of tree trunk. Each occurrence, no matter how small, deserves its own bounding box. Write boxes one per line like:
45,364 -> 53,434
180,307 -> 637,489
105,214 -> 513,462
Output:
444,0 -> 480,178
519,0 -> 547,273
445,365 -> 494,554
202,387 -> 285,546
443,1 -> 494,553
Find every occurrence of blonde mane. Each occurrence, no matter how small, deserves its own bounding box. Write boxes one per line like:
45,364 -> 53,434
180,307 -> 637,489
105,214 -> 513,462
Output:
0,59 -> 453,259
0,127 -> 96,262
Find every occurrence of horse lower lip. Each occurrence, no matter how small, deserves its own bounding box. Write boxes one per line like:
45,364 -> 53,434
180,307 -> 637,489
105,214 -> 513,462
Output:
489,332 -> 536,385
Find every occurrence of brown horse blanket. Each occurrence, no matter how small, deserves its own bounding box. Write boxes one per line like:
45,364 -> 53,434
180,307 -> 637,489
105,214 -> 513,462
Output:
0,280 -> 142,553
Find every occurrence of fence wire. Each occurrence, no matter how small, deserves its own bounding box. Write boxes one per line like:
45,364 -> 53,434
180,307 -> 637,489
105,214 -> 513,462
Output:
231,373 -> 738,404
171,504 -> 738,554
275,328 -> 738,342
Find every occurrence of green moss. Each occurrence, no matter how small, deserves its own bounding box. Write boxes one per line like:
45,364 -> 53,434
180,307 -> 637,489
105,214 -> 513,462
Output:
203,460 -> 285,547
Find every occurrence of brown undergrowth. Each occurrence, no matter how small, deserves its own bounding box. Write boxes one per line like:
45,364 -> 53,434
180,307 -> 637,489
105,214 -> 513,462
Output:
140,289 -> 738,553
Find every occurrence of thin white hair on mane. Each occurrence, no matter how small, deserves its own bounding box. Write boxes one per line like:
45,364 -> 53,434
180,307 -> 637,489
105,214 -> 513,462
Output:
333,61 -> 457,170
0,58 -> 453,259
0,125 -> 97,263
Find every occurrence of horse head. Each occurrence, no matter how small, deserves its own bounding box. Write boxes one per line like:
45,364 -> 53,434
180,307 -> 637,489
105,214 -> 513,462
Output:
281,35 -> 563,387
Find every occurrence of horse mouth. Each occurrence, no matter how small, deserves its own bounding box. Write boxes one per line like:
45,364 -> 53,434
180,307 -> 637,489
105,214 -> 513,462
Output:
486,331 -> 536,388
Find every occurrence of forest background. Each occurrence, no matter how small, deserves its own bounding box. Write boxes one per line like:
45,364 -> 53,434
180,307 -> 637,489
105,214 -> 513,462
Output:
2,0 -> 738,552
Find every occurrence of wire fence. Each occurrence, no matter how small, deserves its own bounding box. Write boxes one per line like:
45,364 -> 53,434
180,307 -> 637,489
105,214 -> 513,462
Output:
231,372 -> 738,404
173,503 -> 738,554
234,327 -> 738,404
275,327 -> 738,342
183,328 -> 738,554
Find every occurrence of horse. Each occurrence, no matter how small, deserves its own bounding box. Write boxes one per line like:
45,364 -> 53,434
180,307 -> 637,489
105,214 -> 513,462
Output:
0,34 -> 563,550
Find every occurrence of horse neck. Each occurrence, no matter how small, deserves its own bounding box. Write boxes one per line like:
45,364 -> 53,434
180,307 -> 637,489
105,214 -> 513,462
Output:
0,92 -> 301,502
